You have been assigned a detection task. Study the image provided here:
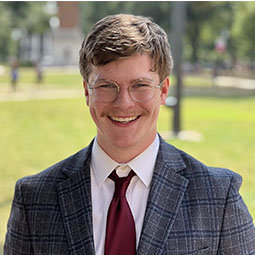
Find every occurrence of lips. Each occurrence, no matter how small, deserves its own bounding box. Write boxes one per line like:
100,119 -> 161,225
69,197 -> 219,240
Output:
109,116 -> 139,124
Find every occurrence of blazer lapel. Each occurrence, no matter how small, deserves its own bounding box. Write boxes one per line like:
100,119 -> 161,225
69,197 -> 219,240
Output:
57,143 -> 95,255
137,138 -> 189,255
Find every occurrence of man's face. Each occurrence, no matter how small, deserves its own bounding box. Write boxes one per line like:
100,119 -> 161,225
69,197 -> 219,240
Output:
83,53 -> 169,161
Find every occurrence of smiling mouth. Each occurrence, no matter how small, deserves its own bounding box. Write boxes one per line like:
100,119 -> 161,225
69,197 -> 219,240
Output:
109,116 -> 140,124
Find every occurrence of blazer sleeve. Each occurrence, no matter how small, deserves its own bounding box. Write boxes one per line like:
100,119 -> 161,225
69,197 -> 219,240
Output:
4,179 -> 33,254
218,173 -> 255,254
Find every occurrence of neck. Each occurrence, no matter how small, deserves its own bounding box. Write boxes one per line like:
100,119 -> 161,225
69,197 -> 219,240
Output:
97,135 -> 157,163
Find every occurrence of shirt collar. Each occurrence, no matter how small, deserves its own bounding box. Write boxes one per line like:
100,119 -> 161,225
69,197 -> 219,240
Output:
91,135 -> 160,188
91,138 -> 118,187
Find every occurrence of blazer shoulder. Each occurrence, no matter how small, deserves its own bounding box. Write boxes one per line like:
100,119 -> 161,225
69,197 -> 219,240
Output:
159,137 -> 242,189
182,148 -> 241,180
160,139 -> 244,207
180,151 -> 243,199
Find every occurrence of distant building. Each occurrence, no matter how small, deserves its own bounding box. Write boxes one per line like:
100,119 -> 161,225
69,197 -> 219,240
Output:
19,33 -> 52,65
20,2 -> 84,67
51,2 -> 83,66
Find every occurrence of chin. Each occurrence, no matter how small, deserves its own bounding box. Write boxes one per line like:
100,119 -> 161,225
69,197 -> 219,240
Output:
111,135 -> 138,148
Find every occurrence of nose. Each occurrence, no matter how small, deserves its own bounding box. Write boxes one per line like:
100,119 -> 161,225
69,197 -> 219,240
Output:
112,87 -> 136,108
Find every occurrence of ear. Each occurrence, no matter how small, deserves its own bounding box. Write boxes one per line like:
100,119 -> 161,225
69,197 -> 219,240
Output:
83,81 -> 90,106
160,77 -> 170,105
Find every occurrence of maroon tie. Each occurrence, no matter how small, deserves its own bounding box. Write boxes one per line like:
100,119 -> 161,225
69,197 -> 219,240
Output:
104,169 -> 136,255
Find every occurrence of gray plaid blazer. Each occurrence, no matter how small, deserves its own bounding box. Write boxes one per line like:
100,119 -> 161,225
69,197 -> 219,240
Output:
4,137 -> 255,254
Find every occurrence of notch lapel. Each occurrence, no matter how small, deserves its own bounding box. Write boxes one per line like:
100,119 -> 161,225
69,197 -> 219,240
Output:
137,138 -> 189,255
57,145 -> 95,255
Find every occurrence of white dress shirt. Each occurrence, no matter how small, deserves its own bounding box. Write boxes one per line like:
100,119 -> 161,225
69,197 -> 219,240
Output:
90,135 -> 160,255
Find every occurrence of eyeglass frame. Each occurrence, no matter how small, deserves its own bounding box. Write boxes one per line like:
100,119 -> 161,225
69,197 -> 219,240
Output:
87,79 -> 164,103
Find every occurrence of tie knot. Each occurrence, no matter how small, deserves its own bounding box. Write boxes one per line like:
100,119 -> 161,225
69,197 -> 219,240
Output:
109,169 -> 135,197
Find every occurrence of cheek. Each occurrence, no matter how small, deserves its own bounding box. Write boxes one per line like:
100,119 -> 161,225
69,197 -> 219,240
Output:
89,107 -> 97,124
153,105 -> 161,121
143,100 -> 161,120
88,100 -> 99,122
152,99 -> 162,119
89,101 -> 108,123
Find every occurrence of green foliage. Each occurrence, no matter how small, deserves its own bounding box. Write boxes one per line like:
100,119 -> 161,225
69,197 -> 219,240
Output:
80,2 -> 171,35
4,1 -> 30,27
4,2 -> 51,34
23,3 -> 51,35
185,2 -> 237,64
0,2 -> 52,61
232,2 -> 255,60
0,3 -> 13,60
186,2 -> 216,62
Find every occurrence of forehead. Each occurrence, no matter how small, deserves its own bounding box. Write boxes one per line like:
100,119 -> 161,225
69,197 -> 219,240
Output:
88,54 -> 160,85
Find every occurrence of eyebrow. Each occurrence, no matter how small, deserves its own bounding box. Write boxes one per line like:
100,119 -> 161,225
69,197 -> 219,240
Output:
133,78 -> 154,83
93,78 -> 154,85
93,78 -> 114,84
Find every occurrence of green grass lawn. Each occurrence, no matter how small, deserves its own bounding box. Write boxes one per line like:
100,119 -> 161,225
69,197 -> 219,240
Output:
0,67 -> 255,250
0,66 -> 83,90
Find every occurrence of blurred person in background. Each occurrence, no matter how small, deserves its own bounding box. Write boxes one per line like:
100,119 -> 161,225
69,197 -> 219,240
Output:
4,14 -> 255,254
10,57 -> 19,91
35,60 -> 43,85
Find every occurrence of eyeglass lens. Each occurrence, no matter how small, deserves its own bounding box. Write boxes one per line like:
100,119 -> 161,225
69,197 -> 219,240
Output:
92,82 -> 159,103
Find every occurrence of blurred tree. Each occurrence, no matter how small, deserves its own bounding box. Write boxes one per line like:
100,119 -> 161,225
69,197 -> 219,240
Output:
118,1 -> 171,33
0,2 -> 13,61
4,1 -> 30,27
182,1 -> 247,70
22,3 -> 52,60
80,2 -> 171,37
3,2 -> 31,58
232,2 -> 255,65
0,2 -> 51,61
199,2 -> 236,66
185,2 -> 226,64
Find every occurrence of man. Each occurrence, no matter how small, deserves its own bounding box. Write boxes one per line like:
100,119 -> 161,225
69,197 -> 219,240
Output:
4,14 -> 255,254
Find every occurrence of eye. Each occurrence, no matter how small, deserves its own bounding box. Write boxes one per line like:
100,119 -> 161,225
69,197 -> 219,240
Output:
132,83 -> 152,89
96,83 -> 117,89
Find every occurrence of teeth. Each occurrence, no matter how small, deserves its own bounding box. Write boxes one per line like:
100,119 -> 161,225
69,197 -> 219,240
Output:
111,116 -> 138,123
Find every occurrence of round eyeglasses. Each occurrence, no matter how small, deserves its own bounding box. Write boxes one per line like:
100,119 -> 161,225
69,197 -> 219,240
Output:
88,80 -> 163,103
